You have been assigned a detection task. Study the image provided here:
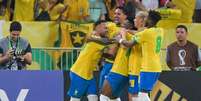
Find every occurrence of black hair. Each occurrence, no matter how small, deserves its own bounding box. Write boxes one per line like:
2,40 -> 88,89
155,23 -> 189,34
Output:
94,20 -> 107,28
111,0 -> 117,9
10,21 -> 22,32
115,6 -> 129,17
176,25 -> 188,32
146,10 -> 161,28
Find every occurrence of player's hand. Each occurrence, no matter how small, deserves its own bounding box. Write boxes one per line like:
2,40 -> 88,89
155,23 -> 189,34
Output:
113,34 -> 122,43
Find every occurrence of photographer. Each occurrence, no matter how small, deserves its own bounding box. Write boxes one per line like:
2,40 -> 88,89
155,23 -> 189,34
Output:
0,21 -> 32,70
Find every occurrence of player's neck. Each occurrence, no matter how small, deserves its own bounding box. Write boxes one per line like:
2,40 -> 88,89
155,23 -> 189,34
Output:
93,31 -> 100,36
137,27 -> 146,31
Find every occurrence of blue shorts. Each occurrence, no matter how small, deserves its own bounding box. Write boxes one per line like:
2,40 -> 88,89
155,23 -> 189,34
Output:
140,72 -> 160,92
99,61 -> 113,89
128,75 -> 139,94
106,72 -> 129,97
68,72 -> 97,98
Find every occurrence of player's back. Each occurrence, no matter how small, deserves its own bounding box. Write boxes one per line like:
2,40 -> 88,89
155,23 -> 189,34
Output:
71,42 -> 105,80
139,27 -> 164,72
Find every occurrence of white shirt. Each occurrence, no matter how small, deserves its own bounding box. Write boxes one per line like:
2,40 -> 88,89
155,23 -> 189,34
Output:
142,0 -> 159,10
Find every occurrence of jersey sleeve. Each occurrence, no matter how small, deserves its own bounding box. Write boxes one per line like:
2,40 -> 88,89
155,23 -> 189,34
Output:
132,30 -> 148,44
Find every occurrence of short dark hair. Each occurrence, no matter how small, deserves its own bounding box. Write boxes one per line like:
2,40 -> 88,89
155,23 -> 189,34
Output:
146,10 -> 161,27
94,20 -> 107,28
176,25 -> 188,32
10,21 -> 22,32
115,6 -> 129,16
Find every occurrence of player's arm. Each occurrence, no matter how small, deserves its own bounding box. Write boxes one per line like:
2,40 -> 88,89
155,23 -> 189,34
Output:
86,36 -> 114,45
129,0 -> 147,11
114,29 -> 138,48
121,39 -> 137,48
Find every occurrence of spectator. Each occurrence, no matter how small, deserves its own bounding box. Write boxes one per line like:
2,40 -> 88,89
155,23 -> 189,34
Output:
104,0 -> 127,21
0,0 -> 13,21
89,0 -> 107,22
166,25 -> 201,71
48,0 -> 66,21
62,0 -> 90,22
141,0 -> 159,10
165,0 -> 176,8
170,0 -> 196,23
13,0 -> 36,21
0,21 -> 32,70
193,0 -> 201,23
35,0 -> 51,21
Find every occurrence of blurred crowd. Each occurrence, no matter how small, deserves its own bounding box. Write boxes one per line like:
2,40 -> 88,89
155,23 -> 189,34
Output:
0,0 -> 200,23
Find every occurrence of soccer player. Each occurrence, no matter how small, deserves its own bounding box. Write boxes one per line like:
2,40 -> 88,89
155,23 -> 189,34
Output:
99,6 -> 128,91
99,18 -> 137,100
127,11 -> 148,101
118,10 -> 164,101
99,27 -> 131,101
68,20 -> 110,101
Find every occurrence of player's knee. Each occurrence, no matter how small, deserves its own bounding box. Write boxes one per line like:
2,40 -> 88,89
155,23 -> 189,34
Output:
101,80 -> 112,97
87,94 -> 98,101
70,97 -> 80,101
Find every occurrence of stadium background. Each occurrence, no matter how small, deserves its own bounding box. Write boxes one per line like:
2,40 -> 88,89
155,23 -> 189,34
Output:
0,0 -> 201,100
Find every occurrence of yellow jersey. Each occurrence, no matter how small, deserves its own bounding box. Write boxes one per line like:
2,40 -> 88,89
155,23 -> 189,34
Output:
111,33 -> 132,76
63,0 -> 89,21
49,3 -> 65,21
104,22 -> 120,63
14,0 -> 35,21
134,28 -> 164,72
71,42 -> 105,80
172,0 -> 195,23
128,44 -> 142,76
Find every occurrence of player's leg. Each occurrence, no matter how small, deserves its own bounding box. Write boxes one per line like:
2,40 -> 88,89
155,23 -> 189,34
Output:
99,61 -> 113,89
100,79 -> 113,101
87,77 -> 98,101
100,72 -> 128,101
68,72 -> 88,101
138,72 -> 160,101
128,75 -> 139,101
100,81 -> 121,101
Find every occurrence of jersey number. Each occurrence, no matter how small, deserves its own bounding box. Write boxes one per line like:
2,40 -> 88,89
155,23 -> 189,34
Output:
155,36 -> 162,53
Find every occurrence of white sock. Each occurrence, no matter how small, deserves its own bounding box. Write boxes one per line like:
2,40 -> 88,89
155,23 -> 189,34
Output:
132,96 -> 139,101
70,97 -> 80,101
99,94 -> 110,101
110,97 -> 121,101
87,94 -> 98,101
138,92 -> 150,101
